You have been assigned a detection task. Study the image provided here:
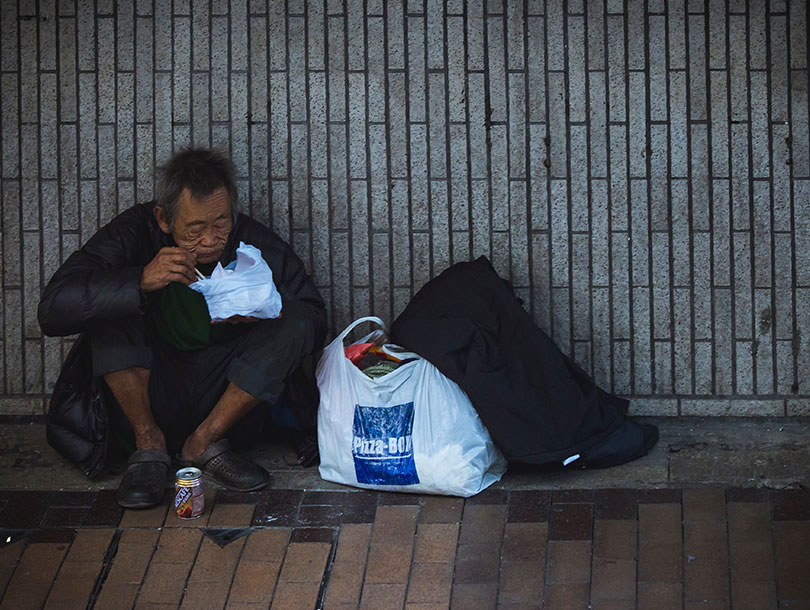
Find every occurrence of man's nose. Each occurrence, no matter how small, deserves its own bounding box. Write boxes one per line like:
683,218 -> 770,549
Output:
200,229 -> 218,246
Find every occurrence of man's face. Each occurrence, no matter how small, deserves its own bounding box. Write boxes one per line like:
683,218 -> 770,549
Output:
157,186 -> 233,264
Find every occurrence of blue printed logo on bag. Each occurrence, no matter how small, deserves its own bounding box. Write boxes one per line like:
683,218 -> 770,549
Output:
352,403 -> 420,486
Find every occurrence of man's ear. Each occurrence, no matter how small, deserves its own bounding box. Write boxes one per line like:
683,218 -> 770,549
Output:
154,205 -> 171,234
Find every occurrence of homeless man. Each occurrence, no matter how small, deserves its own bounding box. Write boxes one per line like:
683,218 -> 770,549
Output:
38,148 -> 327,508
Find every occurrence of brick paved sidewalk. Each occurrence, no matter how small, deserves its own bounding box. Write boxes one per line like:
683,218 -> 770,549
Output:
1,487 -> 808,609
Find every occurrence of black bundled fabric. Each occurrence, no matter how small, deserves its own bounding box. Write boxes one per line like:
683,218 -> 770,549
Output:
390,257 -> 658,468
46,336 -> 110,479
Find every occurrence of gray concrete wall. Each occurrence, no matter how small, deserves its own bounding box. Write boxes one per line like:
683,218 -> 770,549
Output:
0,0 -> 808,417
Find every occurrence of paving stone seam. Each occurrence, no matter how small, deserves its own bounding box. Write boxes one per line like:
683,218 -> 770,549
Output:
267,527 -> 291,607
447,537 -> 462,609
218,524 -> 249,608
85,528 -> 122,608
618,1 -> 635,399
681,0 -> 713,400
679,494 -> 688,610
131,526 -> 169,607
424,497 -> 467,609
586,500 -> 597,606
402,501 -> 422,605
169,527 -> 205,608
767,498 -> 783,607
723,496 -> 734,607
494,498 -> 509,608
313,529 -> 340,609
634,510 -> 642,607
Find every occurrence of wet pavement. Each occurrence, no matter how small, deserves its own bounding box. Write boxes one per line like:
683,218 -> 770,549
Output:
1,417 -> 808,609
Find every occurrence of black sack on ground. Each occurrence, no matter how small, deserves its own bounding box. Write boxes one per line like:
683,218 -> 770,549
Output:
390,256 -> 658,468
46,335 -> 109,478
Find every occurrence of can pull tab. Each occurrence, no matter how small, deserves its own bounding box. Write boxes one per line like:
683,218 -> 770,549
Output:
562,454 -> 581,467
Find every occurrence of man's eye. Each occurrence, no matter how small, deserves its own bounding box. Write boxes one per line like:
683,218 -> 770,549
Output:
187,227 -> 203,237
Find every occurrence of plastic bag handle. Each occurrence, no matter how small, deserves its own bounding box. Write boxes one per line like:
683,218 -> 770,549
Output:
336,316 -> 387,343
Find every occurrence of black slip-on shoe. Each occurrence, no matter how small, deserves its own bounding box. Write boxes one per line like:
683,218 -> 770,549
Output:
116,449 -> 171,509
192,439 -> 271,491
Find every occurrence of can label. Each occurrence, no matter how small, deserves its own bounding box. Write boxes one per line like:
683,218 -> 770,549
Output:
174,467 -> 204,519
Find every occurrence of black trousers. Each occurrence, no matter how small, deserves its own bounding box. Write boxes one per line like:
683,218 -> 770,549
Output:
88,298 -> 318,453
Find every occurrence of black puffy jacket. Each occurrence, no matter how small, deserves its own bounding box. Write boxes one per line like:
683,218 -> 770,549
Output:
39,202 -> 328,476
39,201 -> 327,339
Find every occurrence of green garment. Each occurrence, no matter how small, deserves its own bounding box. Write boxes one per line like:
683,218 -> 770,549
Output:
150,282 -> 212,351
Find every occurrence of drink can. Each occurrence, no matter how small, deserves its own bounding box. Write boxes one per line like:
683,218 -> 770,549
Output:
174,467 -> 204,519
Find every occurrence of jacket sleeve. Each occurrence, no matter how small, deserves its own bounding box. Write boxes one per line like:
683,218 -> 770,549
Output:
277,240 -> 328,344
38,208 -> 152,337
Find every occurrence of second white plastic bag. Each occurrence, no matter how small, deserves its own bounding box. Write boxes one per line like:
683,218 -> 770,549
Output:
317,317 -> 507,497
190,242 -> 282,321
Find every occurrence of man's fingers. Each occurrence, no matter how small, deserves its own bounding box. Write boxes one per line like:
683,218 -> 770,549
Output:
167,270 -> 194,285
142,248 -> 197,292
162,260 -> 196,284
160,251 -> 192,267
160,247 -> 196,267
176,265 -> 197,283
159,247 -> 184,259
161,255 -> 195,275
174,258 -> 195,273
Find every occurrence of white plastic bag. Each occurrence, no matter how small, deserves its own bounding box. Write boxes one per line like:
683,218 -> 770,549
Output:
190,242 -> 282,322
317,317 -> 507,497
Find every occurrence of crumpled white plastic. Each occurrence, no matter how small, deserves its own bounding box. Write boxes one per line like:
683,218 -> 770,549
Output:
190,242 -> 283,322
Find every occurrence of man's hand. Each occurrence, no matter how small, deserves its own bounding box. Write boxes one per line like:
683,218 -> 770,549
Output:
140,247 -> 197,293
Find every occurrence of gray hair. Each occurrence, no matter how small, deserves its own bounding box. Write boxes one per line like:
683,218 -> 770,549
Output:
155,148 -> 238,228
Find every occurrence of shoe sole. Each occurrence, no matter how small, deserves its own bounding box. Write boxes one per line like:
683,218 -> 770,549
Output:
199,472 -> 272,492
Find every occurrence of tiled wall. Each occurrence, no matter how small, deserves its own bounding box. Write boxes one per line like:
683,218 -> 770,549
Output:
0,0 -> 808,417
